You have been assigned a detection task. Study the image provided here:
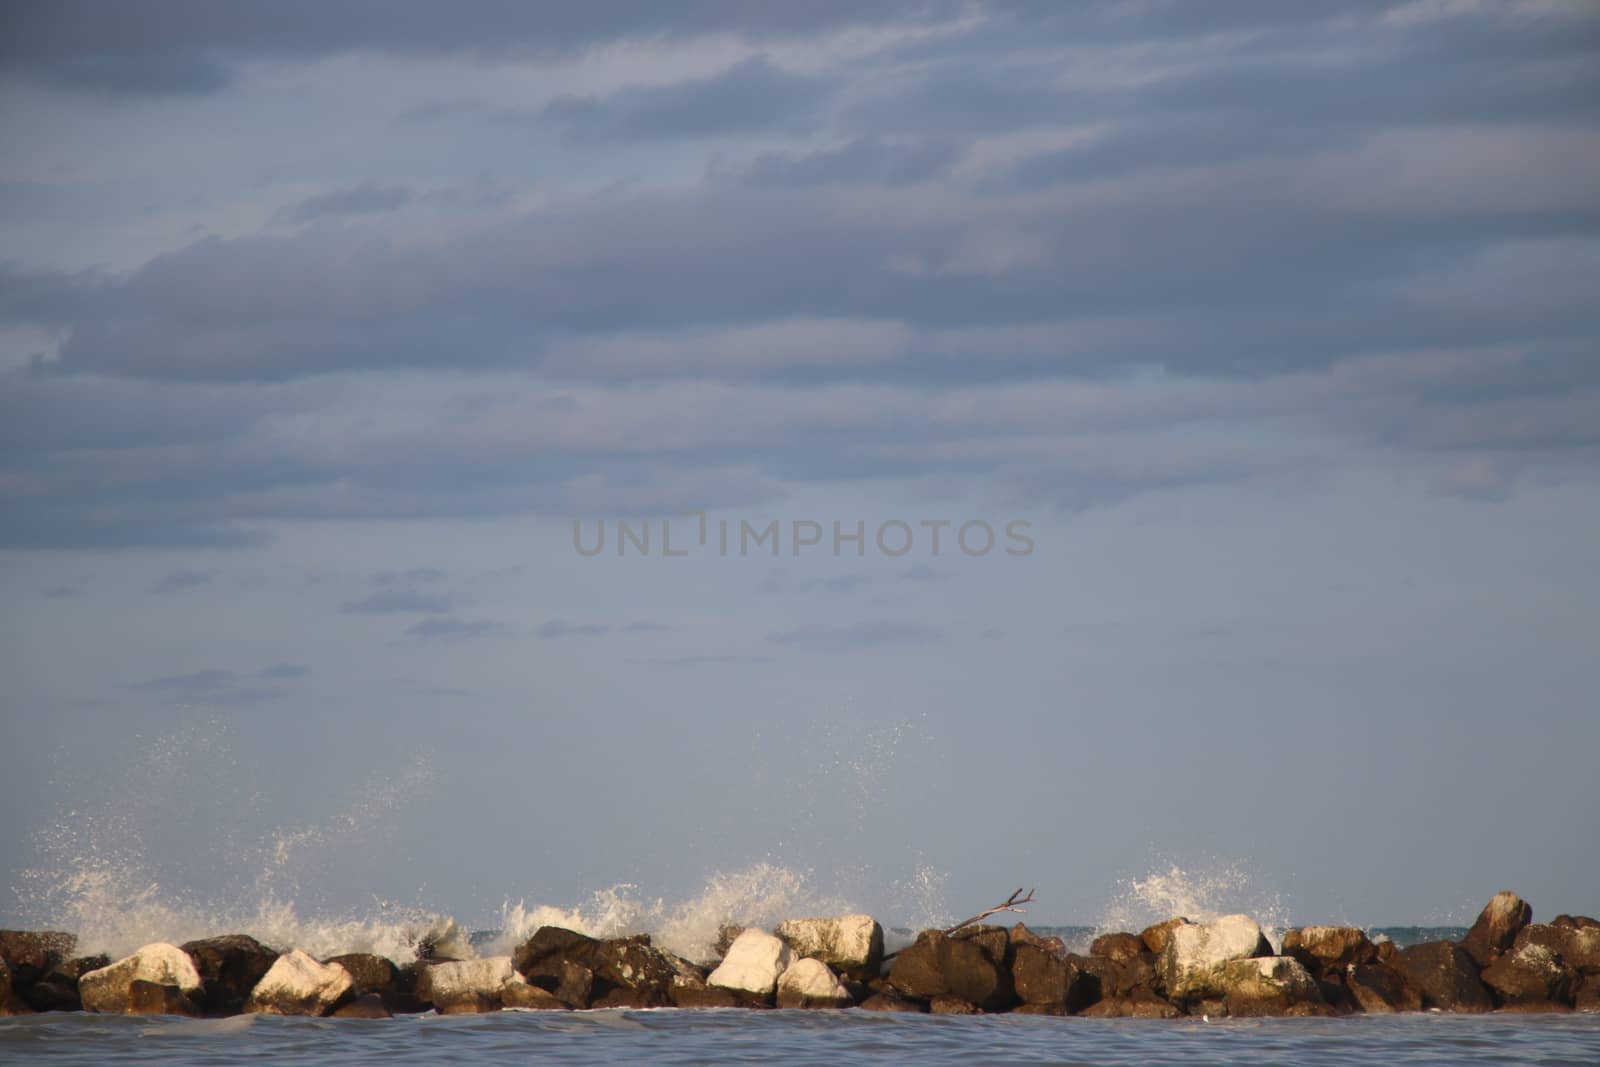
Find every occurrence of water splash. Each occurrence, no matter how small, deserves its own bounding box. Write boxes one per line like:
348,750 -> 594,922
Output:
1098,858 -> 1291,950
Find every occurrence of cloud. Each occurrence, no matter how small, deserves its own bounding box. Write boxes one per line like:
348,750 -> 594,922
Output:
133,668 -> 283,706
619,620 -> 671,633
406,617 -> 505,641
149,569 -> 213,595
275,182 -> 412,225
342,588 -> 452,614
258,662 -> 310,680
537,619 -> 611,639
767,620 -> 945,648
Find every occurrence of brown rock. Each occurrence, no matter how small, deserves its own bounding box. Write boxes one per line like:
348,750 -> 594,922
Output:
1281,927 -> 1376,978
324,954 -> 418,1012
671,984 -> 770,1009
0,931 -> 77,973
332,993 -> 393,1019
1141,918 -> 1192,957
1575,974 -> 1600,1012
1075,952 -> 1152,999
1008,923 -> 1067,957
1011,1002 -> 1068,1015
1079,992 -> 1182,1018
1496,1000 -> 1572,1013
127,980 -> 200,1016
1481,942 -> 1574,1006
887,929 -> 1015,1011
500,981 -> 569,1010
1213,957 -> 1328,1017
858,992 -> 925,1012
1090,932 -> 1147,965
512,927 -> 689,1008
929,994 -> 977,1014
1463,892 -> 1533,968
1010,943 -> 1095,1011
1390,942 -> 1494,1012
1514,923 -> 1600,976
1553,915 -> 1600,931
1345,963 -> 1421,1013
182,934 -> 279,1016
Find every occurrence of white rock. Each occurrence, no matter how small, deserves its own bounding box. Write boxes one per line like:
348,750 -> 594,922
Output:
776,957 -> 853,1009
707,929 -> 792,995
426,956 -> 518,1012
775,915 -> 884,975
1160,914 -> 1272,999
79,942 -> 203,1014
245,949 -> 354,1015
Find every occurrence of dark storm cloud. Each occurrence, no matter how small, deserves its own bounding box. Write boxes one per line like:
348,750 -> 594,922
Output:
544,57 -> 827,142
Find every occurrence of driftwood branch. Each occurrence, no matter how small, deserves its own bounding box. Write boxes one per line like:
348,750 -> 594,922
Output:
881,887 -> 1037,964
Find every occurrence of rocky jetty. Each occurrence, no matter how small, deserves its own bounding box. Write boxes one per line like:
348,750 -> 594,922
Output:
1,891 -> 1596,1020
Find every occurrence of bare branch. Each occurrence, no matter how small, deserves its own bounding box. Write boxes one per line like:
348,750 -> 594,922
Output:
943,887 -> 1035,936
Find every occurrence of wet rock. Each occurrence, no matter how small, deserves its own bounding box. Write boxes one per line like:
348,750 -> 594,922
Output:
1010,943 -> 1095,1011
708,929 -> 792,997
1090,932 -> 1146,965
512,927 -> 688,1007
182,934 -> 279,1015
776,957 -> 853,1009
245,949 -> 354,1016
324,954 -> 415,1013
1553,915 -> 1600,931
1079,992 -> 1182,1018
1576,974 -> 1600,1012
0,930 -> 77,973
127,980 -> 199,1016
1012,1001 -> 1068,1016
1514,923 -> 1600,976
0,959 -> 29,1016
887,929 -> 1016,1011
1212,957 -> 1329,1017
80,943 -> 205,1014
712,924 -> 746,961
331,993 -> 392,1019
1282,927 -> 1376,978
775,916 -> 883,979
1463,892 -> 1533,968
1140,918 -> 1192,957
1158,915 -> 1273,1000
1481,942 -> 1575,1006
1008,923 -> 1067,957
952,925 -> 1013,969
500,977 -> 570,1010
858,991 -> 925,1012
1076,951 -> 1153,1000
1390,942 -> 1494,1013
425,957 -> 521,1014
671,984 -> 770,1009
20,955 -> 106,1014
929,994 -> 978,1014
1345,963 -> 1421,1013
530,958 -> 594,1009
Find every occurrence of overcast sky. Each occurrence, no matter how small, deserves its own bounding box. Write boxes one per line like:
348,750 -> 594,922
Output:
2,1 -> 1599,934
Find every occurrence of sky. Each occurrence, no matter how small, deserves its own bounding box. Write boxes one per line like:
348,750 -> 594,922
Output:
2,1 -> 1599,935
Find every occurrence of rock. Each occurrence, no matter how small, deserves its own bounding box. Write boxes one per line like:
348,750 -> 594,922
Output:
1481,942 -> 1575,1006
245,949 -> 354,1016
0,959 -> 28,1016
712,924 -> 746,961
1158,915 -> 1273,1000
887,929 -> 1015,1011
1554,915 -> 1600,931
1463,892 -> 1533,967
707,929 -> 791,997
858,992 -> 925,1012
929,994 -> 977,1014
1008,923 -> 1068,957
1012,1001 -> 1068,1015
952,925 -> 1013,968
425,957 -> 520,1014
1010,943 -> 1095,1011
182,934 -> 279,1015
512,927 -> 688,1007
672,984 -> 770,1009
1140,918 -> 1192,957
1282,927 -> 1376,978
1090,933 -> 1146,964
1390,942 -> 1494,1013
332,993 -> 392,1019
127,980 -> 200,1016
500,977 -> 570,1011
776,958 -> 853,1009
324,954 -> 415,1012
1345,963 -> 1421,1013
1078,992 -> 1183,1018
1211,957 -> 1329,1017
1514,923 -> 1600,976
23,954 -> 110,1013
0,930 -> 77,973
80,943 -> 205,1014
1576,974 -> 1600,1012
775,916 -> 884,978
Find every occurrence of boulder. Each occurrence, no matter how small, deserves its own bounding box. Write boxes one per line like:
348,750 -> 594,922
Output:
513,927 -> 689,1007
80,943 -> 205,1014
707,929 -> 791,997
0,930 -> 77,973
952,925 -> 1013,968
1463,892 -> 1533,967
774,916 -> 883,978
929,994 -> 978,1014
324,954 -> 415,1012
1090,932 -> 1146,965
1140,918 -> 1192,957
776,958 -> 853,1009
712,924 -> 746,961
1076,951 -> 1154,1000
1576,974 -> 1600,1013
1158,915 -> 1273,1000
858,991 -> 925,1012
182,934 -> 279,1015
887,929 -> 1015,1011
1010,943 -> 1095,1011
671,984 -> 770,1009
1078,992 -> 1182,1018
1481,942 -> 1575,1006
127,980 -> 200,1017
1345,963 -> 1421,1013
1211,957 -> 1330,1017
1008,923 -> 1067,956
1390,942 -> 1494,1013
1554,915 -> 1600,931
1514,923 -> 1600,976
1281,927 -> 1376,978
500,976 -> 570,1011
244,949 -> 354,1016
0,959 -> 28,1016
1012,1001 -> 1068,1016
22,955 -> 109,1013
425,957 -> 520,1014
331,993 -> 392,1019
